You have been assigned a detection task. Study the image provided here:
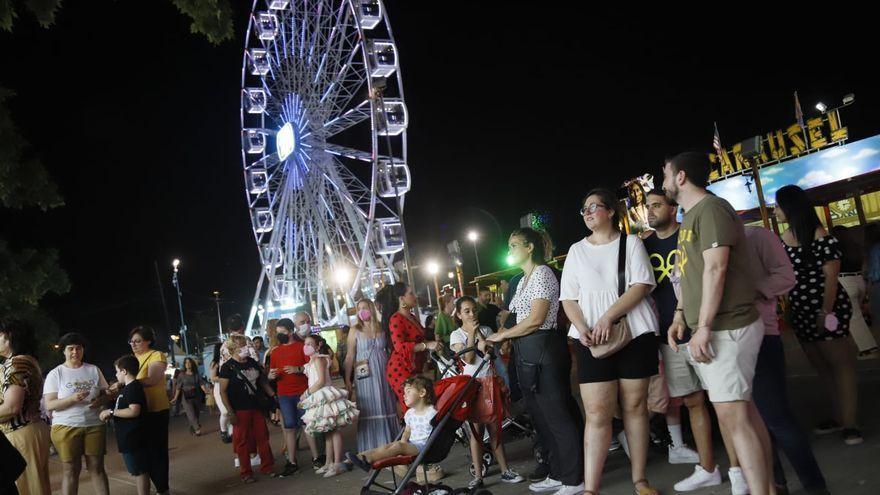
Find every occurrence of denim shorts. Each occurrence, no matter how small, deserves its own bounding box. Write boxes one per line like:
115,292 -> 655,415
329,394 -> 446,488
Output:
278,394 -> 303,429
122,449 -> 150,476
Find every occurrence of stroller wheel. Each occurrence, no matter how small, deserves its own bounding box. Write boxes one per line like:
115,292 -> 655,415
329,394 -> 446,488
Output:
533,444 -> 546,466
482,452 -> 494,468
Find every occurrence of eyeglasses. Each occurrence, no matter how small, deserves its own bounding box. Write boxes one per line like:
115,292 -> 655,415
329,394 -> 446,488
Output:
579,203 -> 608,216
128,339 -> 143,345
508,242 -> 524,251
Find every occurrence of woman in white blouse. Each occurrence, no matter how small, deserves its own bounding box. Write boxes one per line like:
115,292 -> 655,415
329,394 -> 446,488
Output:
486,227 -> 584,495
560,188 -> 660,495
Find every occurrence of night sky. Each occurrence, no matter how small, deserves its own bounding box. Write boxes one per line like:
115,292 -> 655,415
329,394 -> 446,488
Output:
2,3 -> 877,368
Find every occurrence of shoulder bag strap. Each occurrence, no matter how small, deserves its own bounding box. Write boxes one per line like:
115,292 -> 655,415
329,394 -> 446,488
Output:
618,234 -> 627,298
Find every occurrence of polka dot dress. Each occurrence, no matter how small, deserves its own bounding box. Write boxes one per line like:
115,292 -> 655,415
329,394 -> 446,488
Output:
384,312 -> 427,413
783,235 -> 852,342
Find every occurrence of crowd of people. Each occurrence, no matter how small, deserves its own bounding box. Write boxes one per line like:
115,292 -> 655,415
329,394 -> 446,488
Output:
0,151 -> 875,495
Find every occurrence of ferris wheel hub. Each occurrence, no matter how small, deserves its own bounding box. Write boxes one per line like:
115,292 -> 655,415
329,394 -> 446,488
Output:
276,122 -> 297,161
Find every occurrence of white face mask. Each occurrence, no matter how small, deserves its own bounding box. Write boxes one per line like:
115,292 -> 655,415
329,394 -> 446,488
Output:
296,324 -> 311,338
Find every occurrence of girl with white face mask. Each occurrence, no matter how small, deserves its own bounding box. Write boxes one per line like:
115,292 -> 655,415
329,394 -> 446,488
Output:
299,335 -> 358,478
343,299 -> 401,453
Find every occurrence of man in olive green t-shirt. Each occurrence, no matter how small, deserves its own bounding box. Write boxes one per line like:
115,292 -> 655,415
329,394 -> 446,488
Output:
662,151 -> 772,495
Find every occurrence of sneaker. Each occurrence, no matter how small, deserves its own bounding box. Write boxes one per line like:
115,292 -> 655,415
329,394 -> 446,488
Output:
312,456 -> 325,469
220,431 -> 232,444
501,469 -> 525,483
674,465 -> 722,492
728,467 -> 750,495
668,444 -> 700,464
272,462 -> 298,478
618,431 -> 631,459
843,428 -> 864,445
813,419 -> 843,435
528,463 -> 550,482
323,463 -> 344,478
241,475 -> 257,484
345,452 -> 371,472
608,437 -> 621,452
315,464 -> 330,475
468,477 -> 484,490
551,482 -> 585,495
529,477 -> 563,492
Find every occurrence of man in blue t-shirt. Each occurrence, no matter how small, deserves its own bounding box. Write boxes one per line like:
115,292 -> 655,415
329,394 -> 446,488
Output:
643,190 -> 721,491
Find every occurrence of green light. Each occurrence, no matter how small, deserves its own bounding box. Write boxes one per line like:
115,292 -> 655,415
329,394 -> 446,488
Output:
505,255 -> 514,266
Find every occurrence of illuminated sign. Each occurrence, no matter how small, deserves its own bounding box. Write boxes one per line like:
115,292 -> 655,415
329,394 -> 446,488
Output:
709,113 -> 849,182
708,134 -> 880,210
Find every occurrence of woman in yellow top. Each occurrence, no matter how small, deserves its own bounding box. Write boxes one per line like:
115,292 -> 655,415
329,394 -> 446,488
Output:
129,326 -> 171,495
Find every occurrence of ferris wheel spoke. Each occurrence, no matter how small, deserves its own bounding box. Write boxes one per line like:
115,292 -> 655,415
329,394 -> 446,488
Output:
321,99 -> 370,138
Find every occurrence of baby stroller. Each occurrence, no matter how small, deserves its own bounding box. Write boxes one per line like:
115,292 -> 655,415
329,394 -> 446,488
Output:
431,348 -> 536,477
360,345 -> 493,495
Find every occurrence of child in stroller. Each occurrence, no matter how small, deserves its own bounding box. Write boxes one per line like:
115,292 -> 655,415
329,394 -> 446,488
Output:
347,375 -> 436,469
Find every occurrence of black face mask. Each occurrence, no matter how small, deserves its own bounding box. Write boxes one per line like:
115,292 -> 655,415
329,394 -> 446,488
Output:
276,333 -> 290,344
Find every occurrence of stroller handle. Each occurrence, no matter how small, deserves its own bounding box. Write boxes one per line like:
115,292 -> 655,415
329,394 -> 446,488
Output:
434,344 -> 496,362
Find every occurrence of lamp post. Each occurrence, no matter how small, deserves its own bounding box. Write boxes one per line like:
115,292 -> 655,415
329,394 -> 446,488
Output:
213,290 -> 223,340
467,231 -> 482,277
171,259 -> 190,356
426,261 -> 441,306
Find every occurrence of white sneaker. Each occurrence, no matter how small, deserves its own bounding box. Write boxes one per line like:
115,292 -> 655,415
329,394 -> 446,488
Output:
668,444 -> 700,464
728,467 -> 750,495
674,465 -> 722,492
322,463 -> 343,478
618,431 -> 631,459
551,483 -> 585,495
529,477 -> 563,492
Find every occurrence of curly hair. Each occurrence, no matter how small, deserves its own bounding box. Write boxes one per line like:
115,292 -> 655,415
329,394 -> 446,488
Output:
403,375 -> 436,405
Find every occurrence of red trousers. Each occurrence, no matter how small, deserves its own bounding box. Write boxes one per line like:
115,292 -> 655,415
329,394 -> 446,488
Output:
232,410 -> 275,476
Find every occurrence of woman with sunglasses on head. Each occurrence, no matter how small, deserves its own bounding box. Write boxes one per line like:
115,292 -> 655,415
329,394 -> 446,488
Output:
126,326 -> 171,495
559,188 -> 660,495
377,282 -> 443,414
485,227 -> 583,495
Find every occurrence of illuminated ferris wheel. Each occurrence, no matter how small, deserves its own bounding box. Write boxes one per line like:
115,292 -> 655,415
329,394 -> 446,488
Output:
240,0 -> 411,327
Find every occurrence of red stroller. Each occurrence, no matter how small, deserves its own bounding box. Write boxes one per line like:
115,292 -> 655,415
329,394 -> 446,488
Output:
360,345 -> 492,495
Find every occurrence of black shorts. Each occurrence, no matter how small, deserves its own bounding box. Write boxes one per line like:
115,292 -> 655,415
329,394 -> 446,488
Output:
574,332 -> 658,384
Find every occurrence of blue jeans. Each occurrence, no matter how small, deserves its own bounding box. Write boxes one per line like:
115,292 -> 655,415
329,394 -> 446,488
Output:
753,335 -> 827,491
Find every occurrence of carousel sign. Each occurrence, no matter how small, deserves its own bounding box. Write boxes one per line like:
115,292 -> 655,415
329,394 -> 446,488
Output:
709,112 -> 849,182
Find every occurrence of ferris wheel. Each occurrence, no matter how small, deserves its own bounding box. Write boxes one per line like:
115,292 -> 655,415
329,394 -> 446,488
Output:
240,0 -> 411,328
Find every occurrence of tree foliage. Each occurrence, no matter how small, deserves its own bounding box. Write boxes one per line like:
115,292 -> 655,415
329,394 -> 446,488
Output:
0,0 -> 234,44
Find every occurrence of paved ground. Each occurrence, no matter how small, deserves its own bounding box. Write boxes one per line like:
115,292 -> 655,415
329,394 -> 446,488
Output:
50,334 -> 880,494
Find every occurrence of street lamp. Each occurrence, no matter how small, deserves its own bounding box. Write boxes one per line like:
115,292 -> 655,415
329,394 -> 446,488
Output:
467,230 -> 482,276
171,258 -> 190,356
426,260 -> 441,307
213,290 -> 223,339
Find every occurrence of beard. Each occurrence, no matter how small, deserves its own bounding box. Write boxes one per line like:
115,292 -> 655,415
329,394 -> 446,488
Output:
648,215 -> 670,229
664,184 -> 679,203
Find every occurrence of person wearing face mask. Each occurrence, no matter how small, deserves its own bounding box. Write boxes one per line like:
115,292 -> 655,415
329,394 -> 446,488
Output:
377,282 -> 444,413
219,314 -> 259,366
299,335 -> 358,477
219,335 -> 278,484
343,299 -> 401,452
268,316 -> 320,476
